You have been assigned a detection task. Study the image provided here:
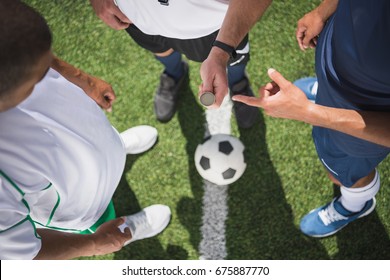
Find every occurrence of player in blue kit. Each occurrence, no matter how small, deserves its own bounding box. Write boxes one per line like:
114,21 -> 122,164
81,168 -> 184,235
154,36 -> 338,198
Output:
233,0 -> 390,237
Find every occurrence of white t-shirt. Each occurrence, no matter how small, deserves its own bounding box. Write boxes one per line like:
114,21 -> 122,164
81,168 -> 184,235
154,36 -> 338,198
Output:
0,69 -> 126,259
115,0 -> 229,39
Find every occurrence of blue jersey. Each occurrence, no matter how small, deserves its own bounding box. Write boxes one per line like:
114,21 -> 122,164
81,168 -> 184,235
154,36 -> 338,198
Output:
315,0 -> 390,157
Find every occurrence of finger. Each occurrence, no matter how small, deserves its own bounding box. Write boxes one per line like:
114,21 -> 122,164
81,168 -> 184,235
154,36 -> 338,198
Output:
302,30 -> 316,50
121,226 -> 132,239
113,16 -> 130,30
267,68 -> 291,89
101,90 -> 116,112
264,82 -> 274,91
199,76 -> 227,108
232,95 -> 262,108
113,8 -> 131,24
311,36 -> 318,48
199,73 -> 214,99
197,84 -> 216,108
116,217 -> 132,239
198,83 -> 203,93
296,25 -> 307,51
104,104 -> 112,112
110,0 -> 131,24
95,95 -> 111,111
264,81 -> 280,95
104,91 -> 116,103
114,217 -> 126,227
213,86 -> 228,108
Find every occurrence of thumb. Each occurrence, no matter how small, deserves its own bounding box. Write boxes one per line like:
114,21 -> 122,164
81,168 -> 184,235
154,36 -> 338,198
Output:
267,68 -> 290,89
296,25 -> 307,50
98,97 -> 112,112
199,71 -> 214,95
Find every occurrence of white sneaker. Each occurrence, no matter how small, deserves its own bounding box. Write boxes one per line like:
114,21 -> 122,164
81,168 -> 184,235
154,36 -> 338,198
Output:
118,204 -> 171,245
120,125 -> 158,154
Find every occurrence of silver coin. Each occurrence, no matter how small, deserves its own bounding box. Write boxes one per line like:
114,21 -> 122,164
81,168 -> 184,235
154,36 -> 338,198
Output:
200,92 -> 215,106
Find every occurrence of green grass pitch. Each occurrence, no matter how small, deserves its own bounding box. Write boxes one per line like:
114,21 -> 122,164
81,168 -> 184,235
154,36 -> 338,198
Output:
25,0 -> 390,260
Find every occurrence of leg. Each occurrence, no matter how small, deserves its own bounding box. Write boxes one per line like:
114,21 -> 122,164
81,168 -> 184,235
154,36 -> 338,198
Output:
125,25 -> 188,122
227,35 -> 259,128
153,48 -> 189,122
299,127 -> 387,237
339,169 -> 379,212
327,169 -> 376,188
154,48 -> 185,82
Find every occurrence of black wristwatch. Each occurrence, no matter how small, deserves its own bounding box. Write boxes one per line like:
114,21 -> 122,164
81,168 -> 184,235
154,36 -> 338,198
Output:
212,40 -> 237,59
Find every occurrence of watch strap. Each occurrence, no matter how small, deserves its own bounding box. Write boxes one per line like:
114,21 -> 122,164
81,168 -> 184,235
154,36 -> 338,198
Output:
212,40 -> 237,59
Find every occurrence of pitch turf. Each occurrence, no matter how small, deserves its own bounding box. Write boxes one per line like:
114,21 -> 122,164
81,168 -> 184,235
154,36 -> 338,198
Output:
25,0 -> 390,260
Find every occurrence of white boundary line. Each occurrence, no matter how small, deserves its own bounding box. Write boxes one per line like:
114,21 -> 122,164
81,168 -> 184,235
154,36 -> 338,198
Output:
199,96 -> 232,260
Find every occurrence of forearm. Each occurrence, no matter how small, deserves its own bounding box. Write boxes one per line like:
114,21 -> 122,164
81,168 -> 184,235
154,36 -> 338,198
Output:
216,0 -> 272,47
315,0 -> 339,21
51,56 -> 92,90
305,104 -> 390,148
34,229 -> 95,260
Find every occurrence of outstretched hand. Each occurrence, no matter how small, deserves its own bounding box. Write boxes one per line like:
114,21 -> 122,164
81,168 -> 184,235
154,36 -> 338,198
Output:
232,68 -> 313,121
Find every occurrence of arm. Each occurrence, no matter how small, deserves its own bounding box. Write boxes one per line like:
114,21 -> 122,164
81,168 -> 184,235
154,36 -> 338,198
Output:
307,104 -> 390,148
296,0 -> 339,50
34,218 -> 131,260
51,56 -> 116,112
89,0 -> 131,30
200,0 -> 272,108
232,69 -> 390,148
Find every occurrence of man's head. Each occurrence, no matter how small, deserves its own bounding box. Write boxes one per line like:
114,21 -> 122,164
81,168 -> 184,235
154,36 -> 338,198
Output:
0,0 -> 53,112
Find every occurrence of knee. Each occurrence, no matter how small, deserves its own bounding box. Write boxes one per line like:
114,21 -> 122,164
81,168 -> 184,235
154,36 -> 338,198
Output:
155,48 -> 174,57
327,172 -> 342,186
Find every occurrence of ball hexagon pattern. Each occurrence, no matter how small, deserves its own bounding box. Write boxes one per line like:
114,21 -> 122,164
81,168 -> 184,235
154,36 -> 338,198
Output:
194,134 -> 246,185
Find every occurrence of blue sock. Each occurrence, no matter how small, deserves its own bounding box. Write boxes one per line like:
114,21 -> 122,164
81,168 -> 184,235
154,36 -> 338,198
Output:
227,64 -> 246,88
155,51 -> 184,82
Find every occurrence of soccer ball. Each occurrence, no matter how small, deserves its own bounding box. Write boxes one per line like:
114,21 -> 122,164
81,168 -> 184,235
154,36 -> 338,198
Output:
194,134 -> 246,185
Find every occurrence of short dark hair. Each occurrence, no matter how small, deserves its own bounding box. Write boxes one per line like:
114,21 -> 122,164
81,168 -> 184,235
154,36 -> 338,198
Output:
0,0 -> 52,97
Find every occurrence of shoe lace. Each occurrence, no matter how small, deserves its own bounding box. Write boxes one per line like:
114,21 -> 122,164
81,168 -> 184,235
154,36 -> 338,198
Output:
318,202 -> 347,226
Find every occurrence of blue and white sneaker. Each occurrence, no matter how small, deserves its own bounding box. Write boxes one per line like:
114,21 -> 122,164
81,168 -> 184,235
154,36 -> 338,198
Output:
300,196 -> 376,238
293,77 -> 318,102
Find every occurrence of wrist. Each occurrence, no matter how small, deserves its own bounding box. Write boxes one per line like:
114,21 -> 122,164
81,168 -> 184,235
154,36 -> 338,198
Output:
316,0 -> 338,22
83,233 -> 99,257
303,102 -> 323,126
212,40 -> 237,60
209,46 -> 231,65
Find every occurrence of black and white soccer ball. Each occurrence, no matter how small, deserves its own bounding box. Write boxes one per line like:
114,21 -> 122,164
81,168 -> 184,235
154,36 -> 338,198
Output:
194,134 -> 246,185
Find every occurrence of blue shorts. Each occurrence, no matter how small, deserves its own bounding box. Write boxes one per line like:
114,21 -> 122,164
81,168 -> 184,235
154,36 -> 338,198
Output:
312,126 -> 388,187
312,7 -> 390,187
